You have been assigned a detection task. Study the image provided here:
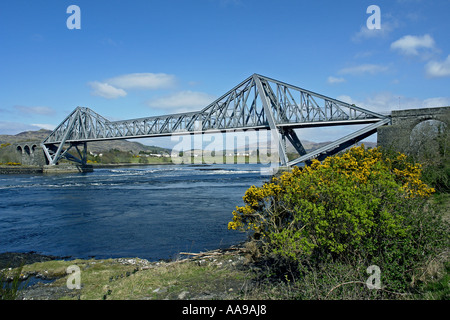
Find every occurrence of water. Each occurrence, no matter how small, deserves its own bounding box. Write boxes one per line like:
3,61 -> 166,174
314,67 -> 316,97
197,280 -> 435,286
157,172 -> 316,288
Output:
0,164 -> 270,261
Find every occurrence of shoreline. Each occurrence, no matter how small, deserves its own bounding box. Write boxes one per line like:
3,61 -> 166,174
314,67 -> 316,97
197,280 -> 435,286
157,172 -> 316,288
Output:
91,162 -> 174,168
0,251 -> 63,270
0,162 -> 266,174
0,165 -> 43,174
1,244 -> 250,300
0,162 -> 174,174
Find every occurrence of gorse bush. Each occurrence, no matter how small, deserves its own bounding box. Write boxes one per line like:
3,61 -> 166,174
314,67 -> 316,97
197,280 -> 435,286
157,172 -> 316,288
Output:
229,146 -> 447,296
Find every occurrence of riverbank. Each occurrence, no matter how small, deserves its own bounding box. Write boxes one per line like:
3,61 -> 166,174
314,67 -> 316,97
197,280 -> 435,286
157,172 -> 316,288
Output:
0,162 -> 205,174
0,165 -> 43,174
91,162 -> 174,168
2,245 -> 259,300
0,164 -> 94,174
3,250 -> 447,301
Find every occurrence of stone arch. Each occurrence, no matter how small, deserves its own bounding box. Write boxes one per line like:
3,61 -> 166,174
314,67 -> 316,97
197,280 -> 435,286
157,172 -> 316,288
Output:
24,145 -> 31,156
16,145 -> 23,154
409,119 -> 447,159
407,114 -> 446,131
377,106 -> 450,156
31,144 -> 37,154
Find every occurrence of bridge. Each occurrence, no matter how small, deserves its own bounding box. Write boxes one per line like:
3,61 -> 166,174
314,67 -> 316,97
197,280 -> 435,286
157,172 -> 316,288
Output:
41,74 -> 391,167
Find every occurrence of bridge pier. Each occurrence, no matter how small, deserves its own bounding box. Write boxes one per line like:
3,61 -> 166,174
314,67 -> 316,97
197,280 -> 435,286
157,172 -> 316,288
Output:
42,164 -> 93,174
42,141 -> 88,166
377,106 -> 449,157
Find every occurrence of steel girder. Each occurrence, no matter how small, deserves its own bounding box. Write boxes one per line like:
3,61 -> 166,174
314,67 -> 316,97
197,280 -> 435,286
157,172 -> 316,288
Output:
42,74 -> 389,166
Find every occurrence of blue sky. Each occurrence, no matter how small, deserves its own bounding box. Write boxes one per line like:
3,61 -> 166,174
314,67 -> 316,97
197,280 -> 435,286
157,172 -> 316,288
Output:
1,0 -> 449,145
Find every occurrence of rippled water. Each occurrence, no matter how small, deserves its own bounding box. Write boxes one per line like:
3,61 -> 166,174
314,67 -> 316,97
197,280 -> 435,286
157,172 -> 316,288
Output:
0,164 -> 270,261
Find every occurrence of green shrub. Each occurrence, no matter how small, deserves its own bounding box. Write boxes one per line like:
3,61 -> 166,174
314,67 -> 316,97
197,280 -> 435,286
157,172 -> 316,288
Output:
1,264 -> 27,300
229,146 -> 448,296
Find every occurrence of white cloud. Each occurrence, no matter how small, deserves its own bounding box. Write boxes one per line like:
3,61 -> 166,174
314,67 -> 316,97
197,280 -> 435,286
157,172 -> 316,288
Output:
0,122 -> 44,135
425,55 -> 450,78
147,91 -> 217,112
339,64 -> 389,75
106,73 -> 176,90
88,73 -> 176,100
352,20 -> 397,42
31,123 -> 56,131
88,81 -> 127,99
390,34 -> 436,56
294,91 -> 450,144
337,92 -> 450,114
423,97 -> 450,108
14,105 -> 55,115
336,95 -> 354,104
327,76 -> 346,84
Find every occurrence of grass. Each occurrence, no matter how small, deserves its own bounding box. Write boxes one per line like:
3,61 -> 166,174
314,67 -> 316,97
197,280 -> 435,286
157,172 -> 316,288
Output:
6,250 -> 255,300
418,262 -> 450,300
5,232 -> 448,301
3,248 -> 449,300
1,263 -> 26,300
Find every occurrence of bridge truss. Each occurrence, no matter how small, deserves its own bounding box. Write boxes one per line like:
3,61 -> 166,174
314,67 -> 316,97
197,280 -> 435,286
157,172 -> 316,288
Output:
42,74 -> 390,166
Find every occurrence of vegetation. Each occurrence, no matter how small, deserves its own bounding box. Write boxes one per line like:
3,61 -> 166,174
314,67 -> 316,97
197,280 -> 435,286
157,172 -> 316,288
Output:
0,162 -> 21,166
1,263 -> 26,300
0,143 -> 20,165
86,148 -> 172,165
2,252 -> 253,300
229,145 -> 449,299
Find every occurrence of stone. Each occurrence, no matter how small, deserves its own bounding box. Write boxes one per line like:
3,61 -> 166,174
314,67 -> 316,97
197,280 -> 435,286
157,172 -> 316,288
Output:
178,291 -> 189,299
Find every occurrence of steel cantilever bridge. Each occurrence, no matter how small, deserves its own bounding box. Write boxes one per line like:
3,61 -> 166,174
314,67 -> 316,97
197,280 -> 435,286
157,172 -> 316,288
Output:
42,74 -> 391,167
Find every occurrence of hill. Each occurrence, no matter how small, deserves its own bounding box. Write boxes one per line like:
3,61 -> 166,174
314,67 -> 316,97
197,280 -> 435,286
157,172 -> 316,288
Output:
0,129 -> 171,155
0,129 -> 52,144
0,129 -> 377,162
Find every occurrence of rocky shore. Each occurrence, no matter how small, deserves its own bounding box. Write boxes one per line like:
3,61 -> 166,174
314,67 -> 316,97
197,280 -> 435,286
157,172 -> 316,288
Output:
0,166 -> 43,174
1,246 -> 256,300
0,252 -> 61,269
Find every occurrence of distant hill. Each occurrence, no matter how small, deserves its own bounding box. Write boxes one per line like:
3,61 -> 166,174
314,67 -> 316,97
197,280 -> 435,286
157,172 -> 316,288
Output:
286,140 -> 377,153
0,129 -> 171,154
231,139 -> 377,154
0,129 -> 377,156
0,129 -> 52,144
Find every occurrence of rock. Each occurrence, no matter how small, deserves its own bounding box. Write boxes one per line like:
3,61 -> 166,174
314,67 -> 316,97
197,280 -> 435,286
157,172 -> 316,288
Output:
178,291 -> 189,299
0,252 -> 60,270
18,283 -> 80,300
152,287 -> 167,294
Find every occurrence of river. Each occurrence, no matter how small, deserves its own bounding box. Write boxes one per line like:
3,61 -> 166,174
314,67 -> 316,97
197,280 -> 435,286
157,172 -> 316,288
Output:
0,164 -> 271,261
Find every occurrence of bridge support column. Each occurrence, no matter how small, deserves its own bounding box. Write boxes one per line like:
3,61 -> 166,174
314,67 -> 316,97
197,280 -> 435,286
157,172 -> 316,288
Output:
281,128 -> 307,156
254,76 -> 291,166
42,142 -> 88,166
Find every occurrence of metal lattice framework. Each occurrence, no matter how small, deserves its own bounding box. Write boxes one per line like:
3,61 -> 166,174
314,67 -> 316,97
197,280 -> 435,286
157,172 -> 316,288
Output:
42,74 -> 390,166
